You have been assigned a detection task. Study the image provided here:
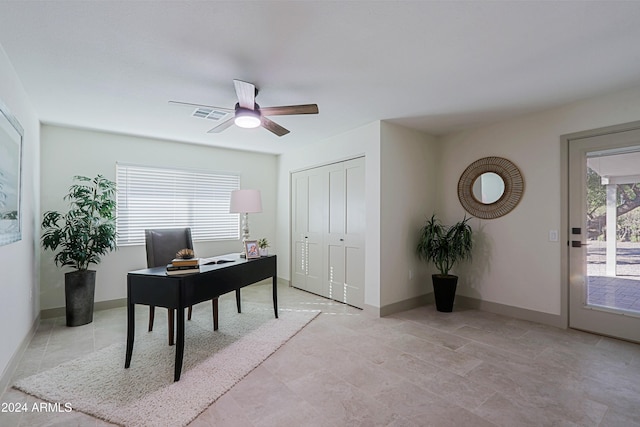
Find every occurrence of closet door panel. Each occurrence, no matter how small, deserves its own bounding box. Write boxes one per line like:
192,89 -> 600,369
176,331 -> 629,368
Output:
303,239 -> 323,295
345,158 -> 365,236
327,241 -> 345,302
344,245 -> 365,306
292,240 -> 307,288
293,173 -> 308,234
325,164 -> 346,303
307,171 -> 324,234
291,172 -> 308,289
343,157 -> 365,308
328,167 -> 345,236
290,167 -> 326,296
305,169 -> 325,294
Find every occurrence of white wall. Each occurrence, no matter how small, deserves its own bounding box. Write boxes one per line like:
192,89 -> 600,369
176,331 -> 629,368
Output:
440,85 -> 640,316
40,125 -> 277,310
0,47 -> 40,384
276,122 -> 381,308
379,122 -> 439,308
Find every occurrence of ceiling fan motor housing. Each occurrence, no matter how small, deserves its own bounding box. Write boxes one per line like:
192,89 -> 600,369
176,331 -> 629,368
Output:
234,102 -> 260,112
234,103 -> 261,128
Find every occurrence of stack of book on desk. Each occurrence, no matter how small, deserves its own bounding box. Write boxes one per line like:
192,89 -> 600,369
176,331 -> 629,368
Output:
166,258 -> 200,275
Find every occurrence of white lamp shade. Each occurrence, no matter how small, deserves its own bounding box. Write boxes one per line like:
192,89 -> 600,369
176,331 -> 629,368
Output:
229,189 -> 262,213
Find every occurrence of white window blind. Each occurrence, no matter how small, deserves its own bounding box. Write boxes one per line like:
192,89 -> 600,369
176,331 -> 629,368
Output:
116,163 -> 240,246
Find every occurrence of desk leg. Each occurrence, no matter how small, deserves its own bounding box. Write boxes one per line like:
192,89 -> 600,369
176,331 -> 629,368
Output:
272,275 -> 278,319
125,280 -> 135,369
174,306 -> 185,381
235,289 -> 241,313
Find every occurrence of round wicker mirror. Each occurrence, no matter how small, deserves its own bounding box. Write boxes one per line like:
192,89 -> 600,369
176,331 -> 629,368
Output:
457,156 -> 524,219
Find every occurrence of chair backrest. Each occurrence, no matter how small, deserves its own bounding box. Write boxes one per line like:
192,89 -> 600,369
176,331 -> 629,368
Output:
144,228 -> 194,268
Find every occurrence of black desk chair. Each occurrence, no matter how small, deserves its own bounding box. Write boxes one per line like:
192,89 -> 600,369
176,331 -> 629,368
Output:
144,228 -> 218,345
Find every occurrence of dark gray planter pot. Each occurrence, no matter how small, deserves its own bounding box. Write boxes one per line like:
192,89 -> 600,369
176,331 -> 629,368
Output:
65,270 -> 96,326
432,274 -> 458,312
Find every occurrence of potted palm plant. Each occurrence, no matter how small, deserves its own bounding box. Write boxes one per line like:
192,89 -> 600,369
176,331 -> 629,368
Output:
41,175 -> 117,326
417,214 -> 473,312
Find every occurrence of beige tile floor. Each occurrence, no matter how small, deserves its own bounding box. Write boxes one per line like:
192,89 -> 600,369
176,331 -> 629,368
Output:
2,283 -> 640,427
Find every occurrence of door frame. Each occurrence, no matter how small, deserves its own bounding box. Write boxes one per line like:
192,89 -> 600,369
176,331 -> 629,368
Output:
560,119 -> 640,331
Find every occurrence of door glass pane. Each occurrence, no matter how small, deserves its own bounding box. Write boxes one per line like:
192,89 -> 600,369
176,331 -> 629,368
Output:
586,146 -> 640,314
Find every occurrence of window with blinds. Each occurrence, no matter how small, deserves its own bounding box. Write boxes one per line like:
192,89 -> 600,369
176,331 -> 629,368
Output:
116,163 -> 240,246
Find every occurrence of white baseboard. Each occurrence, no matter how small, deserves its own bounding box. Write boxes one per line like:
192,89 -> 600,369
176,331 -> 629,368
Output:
1,314 -> 39,396
40,298 -> 128,319
454,295 -> 564,328
375,292 -> 563,328
367,293 -> 434,318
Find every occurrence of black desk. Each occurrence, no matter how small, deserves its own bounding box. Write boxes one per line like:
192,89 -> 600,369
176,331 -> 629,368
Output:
124,254 -> 277,381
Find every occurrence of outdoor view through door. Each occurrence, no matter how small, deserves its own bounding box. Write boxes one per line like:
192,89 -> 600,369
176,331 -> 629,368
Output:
586,147 -> 640,314
568,125 -> 640,343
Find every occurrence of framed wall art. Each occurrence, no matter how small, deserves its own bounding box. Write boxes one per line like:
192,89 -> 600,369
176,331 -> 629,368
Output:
0,100 -> 23,246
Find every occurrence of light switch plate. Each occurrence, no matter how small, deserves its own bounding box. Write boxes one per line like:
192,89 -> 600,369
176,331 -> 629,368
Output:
549,230 -> 559,242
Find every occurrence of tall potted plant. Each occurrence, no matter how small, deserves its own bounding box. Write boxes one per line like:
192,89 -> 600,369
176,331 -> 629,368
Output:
41,175 -> 117,326
417,214 -> 473,312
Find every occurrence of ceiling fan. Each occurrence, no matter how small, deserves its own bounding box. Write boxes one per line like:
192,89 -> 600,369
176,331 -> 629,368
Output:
169,79 -> 318,137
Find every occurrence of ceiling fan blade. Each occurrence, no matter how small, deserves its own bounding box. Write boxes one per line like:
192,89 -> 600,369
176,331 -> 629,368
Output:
168,100 -> 233,112
260,104 -> 319,116
233,80 -> 256,110
261,117 -> 290,137
206,115 -> 235,133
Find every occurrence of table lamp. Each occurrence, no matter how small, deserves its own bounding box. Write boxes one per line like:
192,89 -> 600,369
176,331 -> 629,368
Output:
229,189 -> 262,257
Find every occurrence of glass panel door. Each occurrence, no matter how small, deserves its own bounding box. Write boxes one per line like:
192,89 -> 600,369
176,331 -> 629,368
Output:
568,129 -> 640,342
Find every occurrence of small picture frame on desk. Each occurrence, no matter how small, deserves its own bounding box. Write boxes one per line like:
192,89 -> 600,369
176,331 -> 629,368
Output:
244,240 -> 260,259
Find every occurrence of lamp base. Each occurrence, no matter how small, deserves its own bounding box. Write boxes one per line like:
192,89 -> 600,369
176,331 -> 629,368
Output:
240,212 -> 250,259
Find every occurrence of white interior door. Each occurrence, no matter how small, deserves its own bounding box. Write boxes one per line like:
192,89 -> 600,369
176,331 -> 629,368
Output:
291,157 -> 365,308
291,168 -> 325,295
291,171 -> 308,290
324,158 -> 365,307
568,127 -> 640,342
305,168 -> 325,295
342,158 -> 365,307
326,163 -> 346,302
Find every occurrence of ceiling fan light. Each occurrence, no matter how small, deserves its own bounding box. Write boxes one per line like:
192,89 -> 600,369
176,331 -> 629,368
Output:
234,109 -> 261,129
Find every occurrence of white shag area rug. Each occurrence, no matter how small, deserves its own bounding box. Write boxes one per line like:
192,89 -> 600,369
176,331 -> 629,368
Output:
14,303 -> 320,427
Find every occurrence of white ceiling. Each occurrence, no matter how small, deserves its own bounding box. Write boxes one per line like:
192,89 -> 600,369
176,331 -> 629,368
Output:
1,1 -> 640,155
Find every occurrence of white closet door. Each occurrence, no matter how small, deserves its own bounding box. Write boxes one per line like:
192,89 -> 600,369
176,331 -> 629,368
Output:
291,168 -> 325,295
305,168 -> 325,295
291,171 -> 309,289
326,157 -> 365,308
342,158 -> 365,307
291,157 -> 365,308
326,163 -> 346,301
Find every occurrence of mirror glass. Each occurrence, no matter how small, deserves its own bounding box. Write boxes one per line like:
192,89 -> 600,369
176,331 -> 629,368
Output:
471,172 -> 505,204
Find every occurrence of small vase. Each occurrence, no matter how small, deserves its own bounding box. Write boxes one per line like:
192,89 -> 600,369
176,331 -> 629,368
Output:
259,248 -> 268,256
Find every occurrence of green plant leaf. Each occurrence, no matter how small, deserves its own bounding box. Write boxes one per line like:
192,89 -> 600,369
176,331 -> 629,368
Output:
416,214 -> 473,276
41,175 -> 117,271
